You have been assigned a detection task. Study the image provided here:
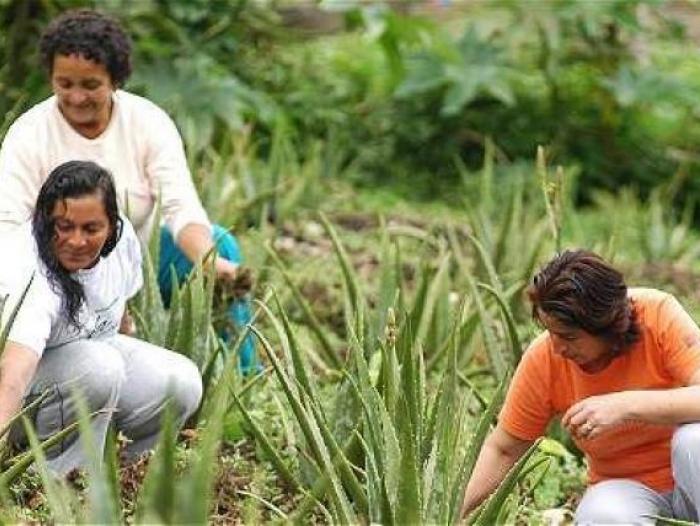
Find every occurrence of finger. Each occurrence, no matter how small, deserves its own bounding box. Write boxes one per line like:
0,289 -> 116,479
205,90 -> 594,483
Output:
568,410 -> 590,428
575,421 -> 594,439
587,426 -> 600,439
562,403 -> 583,426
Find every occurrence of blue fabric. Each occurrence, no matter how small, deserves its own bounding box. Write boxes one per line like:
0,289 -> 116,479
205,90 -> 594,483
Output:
158,225 -> 258,374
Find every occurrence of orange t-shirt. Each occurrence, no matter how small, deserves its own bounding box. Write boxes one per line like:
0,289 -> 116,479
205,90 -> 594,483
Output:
500,288 -> 700,492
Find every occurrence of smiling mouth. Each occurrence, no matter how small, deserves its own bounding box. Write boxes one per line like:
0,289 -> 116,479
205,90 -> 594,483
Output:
64,252 -> 92,260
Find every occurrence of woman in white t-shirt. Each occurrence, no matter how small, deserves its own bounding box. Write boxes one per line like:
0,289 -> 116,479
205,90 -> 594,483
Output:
0,9 -> 257,372
0,160 -> 202,474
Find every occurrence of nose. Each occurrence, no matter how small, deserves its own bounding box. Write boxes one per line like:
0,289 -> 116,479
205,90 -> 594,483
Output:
65,230 -> 88,248
66,89 -> 89,106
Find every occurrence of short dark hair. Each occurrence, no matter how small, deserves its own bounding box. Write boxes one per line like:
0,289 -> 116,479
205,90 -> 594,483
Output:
39,9 -> 132,87
33,160 -> 123,327
527,249 -> 640,354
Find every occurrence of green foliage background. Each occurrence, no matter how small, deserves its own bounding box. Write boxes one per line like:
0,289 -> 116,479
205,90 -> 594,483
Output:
3,0 -> 700,202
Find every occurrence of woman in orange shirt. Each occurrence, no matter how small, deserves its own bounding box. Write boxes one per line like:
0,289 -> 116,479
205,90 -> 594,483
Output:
461,250 -> 700,523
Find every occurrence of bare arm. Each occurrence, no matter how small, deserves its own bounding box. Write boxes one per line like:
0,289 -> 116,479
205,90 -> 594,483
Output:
119,307 -> 135,336
176,223 -> 238,280
461,424 -> 533,518
0,342 -> 39,431
563,369 -> 700,439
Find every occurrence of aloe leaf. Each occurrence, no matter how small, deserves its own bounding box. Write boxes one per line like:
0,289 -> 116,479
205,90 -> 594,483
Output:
174,279 -> 196,361
456,371 -> 488,410
289,433 -> 360,523
427,304 -> 479,371
470,439 -> 543,526
175,379 -> 229,524
493,178 -> 521,272
305,397 -> 368,516
379,308 -> 399,418
104,428 -> 123,521
463,272 -> 507,379
395,394 -> 422,525
396,317 -> 422,451
272,293 -> 319,403
0,388 -> 52,440
266,244 -> 342,368
318,212 -> 362,316
230,388 -> 302,492
248,324 -> 356,523
464,231 -> 503,295
19,417 -> 75,522
0,274 -> 35,352
72,390 -> 121,524
477,283 -> 522,364
648,516 -> 697,525
165,266 -> 182,350
414,254 -> 450,350
449,370 -> 511,523
135,403 -> 176,524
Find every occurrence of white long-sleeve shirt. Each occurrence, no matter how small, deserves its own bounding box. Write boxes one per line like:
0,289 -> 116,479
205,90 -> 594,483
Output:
0,90 -> 210,243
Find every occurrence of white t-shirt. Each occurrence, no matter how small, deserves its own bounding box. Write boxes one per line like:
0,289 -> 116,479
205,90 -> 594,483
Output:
0,90 -> 210,243
0,218 -> 143,357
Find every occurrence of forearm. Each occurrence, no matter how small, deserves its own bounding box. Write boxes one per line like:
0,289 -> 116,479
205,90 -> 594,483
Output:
176,223 -> 238,278
462,439 -> 523,516
0,343 -> 38,431
621,386 -> 700,425
176,223 -> 216,264
0,377 -> 27,429
119,308 -> 135,336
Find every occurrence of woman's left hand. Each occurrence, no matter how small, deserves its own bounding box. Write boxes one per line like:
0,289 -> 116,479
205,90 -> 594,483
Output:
215,257 -> 254,298
562,392 -> 632,440
215,257 -> 239,282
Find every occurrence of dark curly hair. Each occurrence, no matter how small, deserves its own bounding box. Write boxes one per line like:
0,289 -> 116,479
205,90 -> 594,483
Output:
527,249 -> 640,355
39,9 -> 132,87
33,161 -> 123,327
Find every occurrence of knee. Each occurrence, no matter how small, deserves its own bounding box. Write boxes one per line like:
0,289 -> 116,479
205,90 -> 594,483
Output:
48,340 -> 126,411
68,347 -> 125,410
164,358 -> 203,421
672,423 -> 700,463
575,480 -> 655,525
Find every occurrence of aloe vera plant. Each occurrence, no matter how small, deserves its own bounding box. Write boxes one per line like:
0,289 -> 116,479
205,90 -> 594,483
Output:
231,216 -> 553,524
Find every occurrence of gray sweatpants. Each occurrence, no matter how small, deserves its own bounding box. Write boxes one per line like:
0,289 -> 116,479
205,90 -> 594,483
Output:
12,334 -> 202,475
576,423 -> 700,524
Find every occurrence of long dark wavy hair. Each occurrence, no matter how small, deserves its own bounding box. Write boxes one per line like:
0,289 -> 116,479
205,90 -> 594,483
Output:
527,249 -> 640,355
33,161 -> 123,327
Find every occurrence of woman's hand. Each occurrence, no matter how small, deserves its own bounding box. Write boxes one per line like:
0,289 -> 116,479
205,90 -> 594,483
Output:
119,308 -> 136,336
215,258 -> 254,299
562,392 -> 632,440
214,257 -> 239,282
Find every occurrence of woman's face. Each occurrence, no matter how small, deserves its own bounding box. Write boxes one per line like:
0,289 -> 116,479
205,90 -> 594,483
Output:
539,310 -> 612,373
51,193 -> 112,272
51,54 -> 114,137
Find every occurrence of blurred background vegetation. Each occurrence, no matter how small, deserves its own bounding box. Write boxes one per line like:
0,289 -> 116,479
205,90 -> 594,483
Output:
3,0 -> 700,205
